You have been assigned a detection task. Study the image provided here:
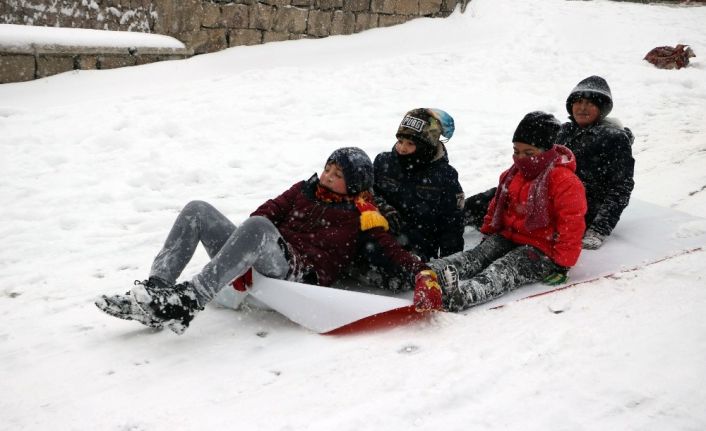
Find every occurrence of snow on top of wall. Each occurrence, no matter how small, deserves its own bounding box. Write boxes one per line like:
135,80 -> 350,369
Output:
0,23 -> 184,49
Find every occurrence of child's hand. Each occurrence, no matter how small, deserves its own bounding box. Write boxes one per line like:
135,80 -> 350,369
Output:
414,270 -> 443,312
375,199 -> 404,234
383,208 -> 405,234
232,268 -> 253,292
543,267 -> 568,286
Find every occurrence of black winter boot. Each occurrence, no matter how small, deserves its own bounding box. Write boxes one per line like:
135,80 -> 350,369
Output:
95,277 -> 172,329
131,280 -> 203,335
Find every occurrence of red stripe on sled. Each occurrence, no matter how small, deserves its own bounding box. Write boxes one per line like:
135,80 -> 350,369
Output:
324,305 -> 430,335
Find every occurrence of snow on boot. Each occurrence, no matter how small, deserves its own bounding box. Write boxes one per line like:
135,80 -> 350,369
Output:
437,265 -> 460,310
437,265 -> 459,295
95,293 -> 165,329
131,280 -> 203,335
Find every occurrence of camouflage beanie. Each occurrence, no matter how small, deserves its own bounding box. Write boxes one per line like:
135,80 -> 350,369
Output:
396,108 -> 455,162
326,147 -> 373,195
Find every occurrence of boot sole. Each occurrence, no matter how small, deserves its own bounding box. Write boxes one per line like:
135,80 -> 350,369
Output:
95,294 -> 164,329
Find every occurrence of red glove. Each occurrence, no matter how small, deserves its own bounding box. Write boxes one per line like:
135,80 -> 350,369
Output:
414,270 -> 443,312
232,268 -> 253,292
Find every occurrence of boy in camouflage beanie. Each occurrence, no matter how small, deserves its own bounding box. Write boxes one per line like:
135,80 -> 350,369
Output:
353,108 -> 464,292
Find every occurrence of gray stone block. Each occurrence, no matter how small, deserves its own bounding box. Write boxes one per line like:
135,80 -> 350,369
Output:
378,13 -> 411,27
36,55 -> 74,78
153,0 -> 203,35
249,3 -> 275,30
420,0 -> 443,15
441,0 -> 458,13
98,55 -> 136,70
371,0 -> 395,14
0,55 -> 35,84
354,12 -> 379,32
343,0 -> 369,12
184,29 -> 228,54
222,4 -> 249,28
317,0 -> 344,10
261,0 -> 292,5
203,28 -> 229,52
394,0 -> 419,15
262,31 -> 291,43
202,3 -> 222,28
331,10 -> 355,35
229,29 -> 263,46
355,13 -> 379,33
307,10 -> 332,36
273,7 -> 309,33
76,55 -> 98,70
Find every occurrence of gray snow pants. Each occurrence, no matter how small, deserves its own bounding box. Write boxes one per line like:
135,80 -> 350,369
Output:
430,234 -> 562,312
149,200 -> 290,306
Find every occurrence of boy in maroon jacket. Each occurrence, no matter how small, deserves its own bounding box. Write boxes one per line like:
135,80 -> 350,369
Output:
96,147 -> 443,334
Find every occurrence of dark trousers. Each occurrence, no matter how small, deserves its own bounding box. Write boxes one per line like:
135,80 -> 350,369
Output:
431,234 -> 562,311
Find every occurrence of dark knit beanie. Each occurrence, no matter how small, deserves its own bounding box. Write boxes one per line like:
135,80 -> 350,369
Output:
512,111 -> 561,150
565,75 -> 614,119
326,147 -> 373,195
395,108 -> 454,162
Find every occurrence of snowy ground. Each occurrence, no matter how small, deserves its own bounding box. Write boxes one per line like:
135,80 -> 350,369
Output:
1,0 -> 706,429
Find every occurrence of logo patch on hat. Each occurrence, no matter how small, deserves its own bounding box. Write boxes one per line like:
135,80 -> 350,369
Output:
400,115 -> 426,133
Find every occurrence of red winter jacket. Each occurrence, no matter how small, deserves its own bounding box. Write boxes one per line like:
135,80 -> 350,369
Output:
252,175 -> 427,286
480,146 -> 587,267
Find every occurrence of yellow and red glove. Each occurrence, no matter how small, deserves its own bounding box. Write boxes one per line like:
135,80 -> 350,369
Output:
232,268 -> 253,292
414,270 -> 443,312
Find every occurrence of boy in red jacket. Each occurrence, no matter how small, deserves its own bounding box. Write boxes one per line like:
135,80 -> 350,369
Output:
429,112 -> 587,312
96,147 -> 441,334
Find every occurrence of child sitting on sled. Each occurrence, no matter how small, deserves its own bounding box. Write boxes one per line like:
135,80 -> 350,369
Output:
355,108 -> 465,291
429,112 -> 587,312
96,147 -> 444,334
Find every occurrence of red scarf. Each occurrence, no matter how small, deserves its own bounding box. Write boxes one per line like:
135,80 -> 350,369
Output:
315,185 -> 389,231
491,147 -> 558,232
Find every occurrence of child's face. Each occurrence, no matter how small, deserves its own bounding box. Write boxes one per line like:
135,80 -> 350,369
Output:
571,98 -> 601,127
395,138 -> 417,155
513,142 -> 544,159
320,162 -> 348,194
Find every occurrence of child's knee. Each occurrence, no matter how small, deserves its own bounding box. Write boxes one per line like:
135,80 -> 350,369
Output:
182,200 -> 214,216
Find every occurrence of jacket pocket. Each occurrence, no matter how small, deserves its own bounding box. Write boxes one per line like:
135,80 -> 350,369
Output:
415,185 -> 442,203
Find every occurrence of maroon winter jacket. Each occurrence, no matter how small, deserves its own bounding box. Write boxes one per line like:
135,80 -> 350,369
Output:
252,175 -> 427,286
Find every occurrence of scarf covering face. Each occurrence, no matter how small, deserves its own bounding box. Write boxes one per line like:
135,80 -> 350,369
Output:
490,146 -> 559,232
395,145 -> 433,171
315,185 -> 389,232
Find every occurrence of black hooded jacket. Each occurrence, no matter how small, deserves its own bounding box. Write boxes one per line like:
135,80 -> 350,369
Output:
373,145 -> 465,261
559,75 -> 635,236
557,118 -> 634,236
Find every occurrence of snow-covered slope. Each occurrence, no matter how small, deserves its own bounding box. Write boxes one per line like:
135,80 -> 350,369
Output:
1,0 -> 705,429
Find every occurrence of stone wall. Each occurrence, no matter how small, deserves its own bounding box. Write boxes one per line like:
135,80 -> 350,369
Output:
1,1 -> 462,83
1,1 -> 460,54
0,45 -> 191,84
